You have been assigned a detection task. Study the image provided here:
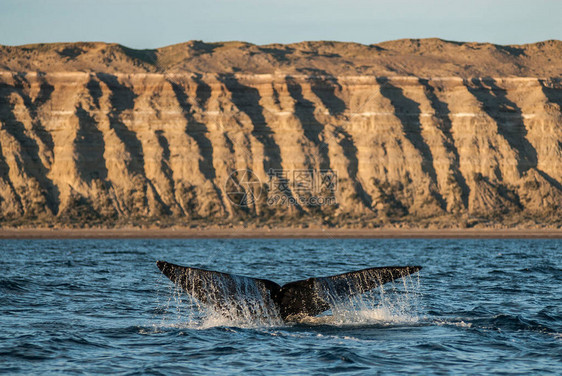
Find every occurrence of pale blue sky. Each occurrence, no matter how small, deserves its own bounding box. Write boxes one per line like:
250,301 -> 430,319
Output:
1,0 -> 560,48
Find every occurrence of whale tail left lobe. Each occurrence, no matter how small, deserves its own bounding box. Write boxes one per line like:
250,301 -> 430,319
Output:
156,260 -> 281,312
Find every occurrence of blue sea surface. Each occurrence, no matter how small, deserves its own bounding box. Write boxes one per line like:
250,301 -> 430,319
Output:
0,238 -> 561,375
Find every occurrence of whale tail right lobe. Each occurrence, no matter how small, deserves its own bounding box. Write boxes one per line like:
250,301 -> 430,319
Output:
277,266 -> 422,320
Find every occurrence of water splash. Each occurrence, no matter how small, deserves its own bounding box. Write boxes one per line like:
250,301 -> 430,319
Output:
311,272 -> 422,326
157,274 -> 283,329
156,272 -> 421,329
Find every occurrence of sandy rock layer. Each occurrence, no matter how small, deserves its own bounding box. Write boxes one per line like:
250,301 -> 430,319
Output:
0,40 -> 561,227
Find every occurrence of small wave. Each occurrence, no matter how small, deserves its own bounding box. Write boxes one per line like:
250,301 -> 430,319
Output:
0,278 -> 30,293
434,314 -> 556,334
537,308 -> 562,323
0,342 -> 55,361
486,314 -> 556,333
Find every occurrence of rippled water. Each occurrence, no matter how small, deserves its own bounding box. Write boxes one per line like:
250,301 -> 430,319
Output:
1,238 -> 561,374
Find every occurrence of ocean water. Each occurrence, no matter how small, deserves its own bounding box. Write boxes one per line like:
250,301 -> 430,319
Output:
0,238 -> 560,375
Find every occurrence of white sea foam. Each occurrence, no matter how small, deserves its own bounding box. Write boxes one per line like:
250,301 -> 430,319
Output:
434,320 -> 473,328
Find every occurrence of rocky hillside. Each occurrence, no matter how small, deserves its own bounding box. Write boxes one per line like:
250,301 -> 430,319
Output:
0,39 -> 561,228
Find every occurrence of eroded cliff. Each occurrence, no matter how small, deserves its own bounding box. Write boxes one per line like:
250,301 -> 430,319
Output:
0,39 -> 561,228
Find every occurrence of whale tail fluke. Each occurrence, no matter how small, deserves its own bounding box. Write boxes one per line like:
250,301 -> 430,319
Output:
277,266 -> 422,319
156,261 -> 421,321
156,260 -> 281,308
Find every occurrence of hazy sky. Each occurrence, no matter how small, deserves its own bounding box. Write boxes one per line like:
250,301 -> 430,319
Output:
1,0 -> 560,48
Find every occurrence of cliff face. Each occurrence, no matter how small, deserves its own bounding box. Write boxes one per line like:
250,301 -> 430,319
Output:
0,39 -> 561,227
